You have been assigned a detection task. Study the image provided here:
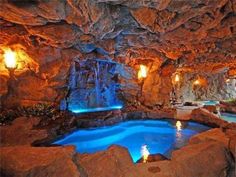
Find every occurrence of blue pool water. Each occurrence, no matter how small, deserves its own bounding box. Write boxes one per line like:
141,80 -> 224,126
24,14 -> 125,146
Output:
221,113 -> 236,123
54,120 -> 210,162
202,100 -> 219,105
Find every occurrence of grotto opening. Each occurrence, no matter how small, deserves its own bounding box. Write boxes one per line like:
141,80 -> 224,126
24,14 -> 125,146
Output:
0,1 -> 236,177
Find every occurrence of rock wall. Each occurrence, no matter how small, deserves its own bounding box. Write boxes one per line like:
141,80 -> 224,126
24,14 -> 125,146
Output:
0,0 -> 236,109
62,59 -> 123,111
175,71 -> 236,102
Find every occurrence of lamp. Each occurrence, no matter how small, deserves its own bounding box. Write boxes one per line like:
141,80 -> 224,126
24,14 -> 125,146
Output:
175,74 -> 180,82
2,48 -> 18,77
193,79 -> 200,85
3,48 -> 17,69
137,64 -> 148,97
138,65 -> 147,80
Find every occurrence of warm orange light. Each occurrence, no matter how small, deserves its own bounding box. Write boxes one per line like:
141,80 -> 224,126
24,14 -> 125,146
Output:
176,121 -> 182,131
193,79 -> 200,85
138,65 -> 147,79
175,74 -> 180,82
3,48 -> 17,69
141,145 -> 150,163
226,79 -> 230,83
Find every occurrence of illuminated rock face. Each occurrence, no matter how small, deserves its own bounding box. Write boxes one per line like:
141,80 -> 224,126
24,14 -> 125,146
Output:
62,59 -> 123,112
0,0 -> 236,108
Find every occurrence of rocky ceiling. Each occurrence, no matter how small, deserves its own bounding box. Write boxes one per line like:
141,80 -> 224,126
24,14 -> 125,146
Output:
0,0 -> 236,107
0,0 -> 236,72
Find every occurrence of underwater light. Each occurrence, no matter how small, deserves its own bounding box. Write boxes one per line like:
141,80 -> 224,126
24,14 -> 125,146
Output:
141,145 -> 150,163
70,105 -> 123,113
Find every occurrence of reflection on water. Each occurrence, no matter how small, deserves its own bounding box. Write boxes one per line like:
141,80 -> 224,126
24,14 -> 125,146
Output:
141,144 -> 150,163
176,121 -> 182,131
175,121 -> 184,149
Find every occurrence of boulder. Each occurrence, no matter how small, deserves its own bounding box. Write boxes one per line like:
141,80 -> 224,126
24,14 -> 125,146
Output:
189,128 -> 229,147
135,161 -> 173,177
0,117 -> 48,146
191,108 -> 228,127
170,141 -> 234,177
203,105 -> 217,113
76,145 -> 139,177
0,146 -> 81,177
225,129 -> 236,159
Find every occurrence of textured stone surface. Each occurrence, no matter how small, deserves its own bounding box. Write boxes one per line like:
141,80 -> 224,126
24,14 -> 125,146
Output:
0,145 -> 81,177
189,128 -> 229,146
170,141 -> 234,177
0,0 -> 236,108
0,117 -> 48,146
191,108 -> 228,127
137,153 -> 168,163
176,71 -> 236,101
76,145 -> 139,177
0,118 -> 235,177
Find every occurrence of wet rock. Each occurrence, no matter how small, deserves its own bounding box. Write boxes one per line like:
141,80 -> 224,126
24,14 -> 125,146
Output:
0,145 -> 81,177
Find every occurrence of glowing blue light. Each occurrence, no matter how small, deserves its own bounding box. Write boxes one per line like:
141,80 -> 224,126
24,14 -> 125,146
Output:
70,105 -> 123,113
54,120 -> 210,162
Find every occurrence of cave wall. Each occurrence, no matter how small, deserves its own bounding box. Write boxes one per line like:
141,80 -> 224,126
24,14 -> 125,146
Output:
176,71 -> 236,101
0,0 -> 236,109
175,72 -> 236,102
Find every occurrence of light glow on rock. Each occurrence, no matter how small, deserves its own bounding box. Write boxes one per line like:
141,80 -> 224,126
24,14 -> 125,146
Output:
175,74 -> 180,82
3,48 -> 17,69
138,65 -> 147,79
193,79 -> 200,85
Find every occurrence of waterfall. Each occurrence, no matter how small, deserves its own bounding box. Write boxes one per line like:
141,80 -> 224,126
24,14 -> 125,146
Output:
64,59 -> 123,113
94,62 -> 101,107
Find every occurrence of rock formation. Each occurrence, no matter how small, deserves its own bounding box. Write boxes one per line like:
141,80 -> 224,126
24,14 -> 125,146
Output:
0,0 -> 236,108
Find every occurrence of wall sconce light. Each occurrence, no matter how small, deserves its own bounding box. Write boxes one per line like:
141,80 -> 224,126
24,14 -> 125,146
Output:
174,73 -> 180,82
3,48 -> 17,70
225,78 -> 230,83
193,79 -> 200,85
138,65 -> 148,80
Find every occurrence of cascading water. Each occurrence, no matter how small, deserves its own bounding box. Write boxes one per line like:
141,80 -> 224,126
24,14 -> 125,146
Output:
94,62 -> 101,107
60,59 -> 123,113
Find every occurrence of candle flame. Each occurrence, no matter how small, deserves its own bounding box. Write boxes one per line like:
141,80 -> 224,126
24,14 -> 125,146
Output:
176,121 -> 182,131
141,145 -> 150,163
138,65 -> 147,79
3,48 -> 17,69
